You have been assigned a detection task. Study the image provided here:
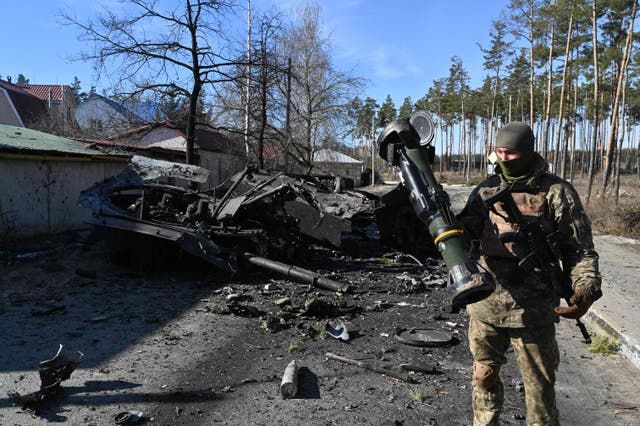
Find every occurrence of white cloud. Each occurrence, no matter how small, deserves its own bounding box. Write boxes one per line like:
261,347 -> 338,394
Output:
340,45 -> 423,81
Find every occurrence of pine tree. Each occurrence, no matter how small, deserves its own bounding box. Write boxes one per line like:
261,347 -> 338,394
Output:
398,96 -> 413,118
377,95 -> 397,127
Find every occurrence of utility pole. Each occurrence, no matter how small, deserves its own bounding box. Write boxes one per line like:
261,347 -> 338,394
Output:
244,0 -> 252,158
371,115 -> 375,186
285,57 -> 291,171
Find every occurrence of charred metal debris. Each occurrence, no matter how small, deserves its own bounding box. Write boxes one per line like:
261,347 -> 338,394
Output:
79,156 -> 433,289
8,344 -> 83,410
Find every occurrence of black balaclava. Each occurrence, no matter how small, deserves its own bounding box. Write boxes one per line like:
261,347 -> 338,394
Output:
495,122 -> 535,181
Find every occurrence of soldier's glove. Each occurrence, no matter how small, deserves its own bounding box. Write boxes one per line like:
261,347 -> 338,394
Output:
554,289 -> 593,319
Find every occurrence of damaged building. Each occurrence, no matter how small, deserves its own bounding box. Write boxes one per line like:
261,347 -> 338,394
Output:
0,124 -> 128,240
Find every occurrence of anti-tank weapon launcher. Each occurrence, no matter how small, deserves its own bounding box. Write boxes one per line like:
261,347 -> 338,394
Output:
377,111 -> 495,307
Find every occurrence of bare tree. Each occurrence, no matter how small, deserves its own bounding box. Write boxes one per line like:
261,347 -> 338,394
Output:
278,4 -> 363,173
63,0 -> 241,165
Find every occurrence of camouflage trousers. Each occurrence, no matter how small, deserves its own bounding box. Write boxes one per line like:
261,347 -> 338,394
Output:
468,318 -> 560,426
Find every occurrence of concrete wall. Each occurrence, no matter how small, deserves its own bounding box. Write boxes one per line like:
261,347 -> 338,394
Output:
0,157 -> 126,239
200,150 -> 245,189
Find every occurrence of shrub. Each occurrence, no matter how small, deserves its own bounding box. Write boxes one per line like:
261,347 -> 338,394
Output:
287,340 -> 303,353
621,203 -> 640,233
409,388 -> 425,403
589,335 -> 619,355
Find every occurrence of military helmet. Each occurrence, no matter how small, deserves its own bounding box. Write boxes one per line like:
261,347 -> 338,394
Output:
496,122 -> 534,155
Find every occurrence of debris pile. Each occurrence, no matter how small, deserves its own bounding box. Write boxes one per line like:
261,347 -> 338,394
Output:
79,156 -> 434,287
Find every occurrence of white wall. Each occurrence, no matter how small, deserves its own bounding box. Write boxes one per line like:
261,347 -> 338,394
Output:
75,98 -> 134,137
0,157 -> 126,239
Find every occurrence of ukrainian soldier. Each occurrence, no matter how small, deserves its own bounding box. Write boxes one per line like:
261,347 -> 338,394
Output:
456,122 -> 602,425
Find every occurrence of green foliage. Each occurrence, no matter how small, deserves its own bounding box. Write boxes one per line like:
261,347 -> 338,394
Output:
310,322 -> 327,340
589,335 -> 619,355
377,94 -> 397,127
287,340 -> 303,353
409,388 -> 425,403
398,96 -> 413,118
379,256 -> 394,265
70,76 -> 87,104
158,90 -> 211,126
353,96 -> 379,140
16,73 -> 29,84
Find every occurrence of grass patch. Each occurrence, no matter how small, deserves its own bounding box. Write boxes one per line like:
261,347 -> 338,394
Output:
392,362 -> 407,372
409,388 -> 425,404
287,340 -> 303,353
310,322 -> 327,340
589,335 -> 619,355
380,256 -> 394,265
572,175 -> 640,239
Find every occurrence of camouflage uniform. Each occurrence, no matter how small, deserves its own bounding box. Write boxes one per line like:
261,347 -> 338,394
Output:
457,153 -> 601,426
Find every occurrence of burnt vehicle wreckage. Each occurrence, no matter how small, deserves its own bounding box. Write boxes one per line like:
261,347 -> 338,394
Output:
79,111 -> 492,307
78,156 -> 422,292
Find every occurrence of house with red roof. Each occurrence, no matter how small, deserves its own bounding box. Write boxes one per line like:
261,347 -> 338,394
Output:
19,83 -> 77,130
0,79 -> 47,127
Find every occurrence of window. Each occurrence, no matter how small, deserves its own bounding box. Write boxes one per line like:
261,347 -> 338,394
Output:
89,119 -> 104,131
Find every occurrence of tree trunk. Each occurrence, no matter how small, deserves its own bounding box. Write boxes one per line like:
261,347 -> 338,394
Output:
614,65 -> 630,205
257,54 -> 267,169
602,0 -> 637,196
186,80 -> 201,166
489,72 -> 499,158
528,0 -> 536,125
586,25 -> 601,207
553,8 -> 574,178
461,95 -> 468,181
636,126 -> 640,181
244,0 -> 252,160
543,17 -> 555,161
569,74 -> 578,181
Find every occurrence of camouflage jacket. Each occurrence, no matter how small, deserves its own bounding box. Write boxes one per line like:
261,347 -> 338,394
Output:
456,153 -> 601,327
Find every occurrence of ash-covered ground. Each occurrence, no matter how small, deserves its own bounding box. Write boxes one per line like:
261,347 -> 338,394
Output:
0,230 -> 534,426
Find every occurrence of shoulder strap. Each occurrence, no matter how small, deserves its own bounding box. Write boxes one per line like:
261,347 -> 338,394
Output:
537,172 -> 563,193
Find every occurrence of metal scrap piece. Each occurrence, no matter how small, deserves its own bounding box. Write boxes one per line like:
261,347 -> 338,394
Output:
394,328 -> 454,347
130,155 -> 210,183
8,344 -> 84,409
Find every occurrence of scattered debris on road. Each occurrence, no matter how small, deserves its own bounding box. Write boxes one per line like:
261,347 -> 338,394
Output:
279,359 -> 299,398
325,352 -> 416,383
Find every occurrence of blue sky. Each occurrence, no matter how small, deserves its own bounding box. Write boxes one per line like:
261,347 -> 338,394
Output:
2,0 -> 511,109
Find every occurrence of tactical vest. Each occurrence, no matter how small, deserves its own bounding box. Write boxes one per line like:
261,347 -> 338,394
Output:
477,175 -> 559,260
